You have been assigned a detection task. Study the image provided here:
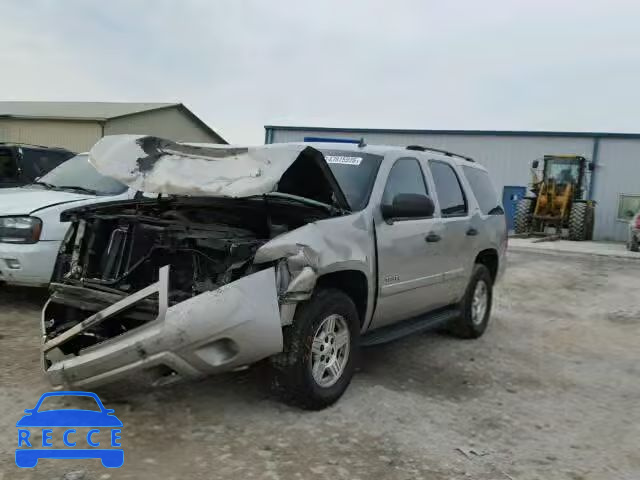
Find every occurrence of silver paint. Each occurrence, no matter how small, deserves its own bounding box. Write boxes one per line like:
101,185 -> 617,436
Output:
43,267 -> 283,388
42,141 -> 508,389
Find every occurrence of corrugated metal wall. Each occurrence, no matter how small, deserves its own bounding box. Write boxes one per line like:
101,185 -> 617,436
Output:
267,127 -> 639,242
0,119 -> 102,152
593,139 -> 640,240
104,107 -> 218,143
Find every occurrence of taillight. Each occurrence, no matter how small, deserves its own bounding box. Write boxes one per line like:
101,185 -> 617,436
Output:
635,216 -> 640,229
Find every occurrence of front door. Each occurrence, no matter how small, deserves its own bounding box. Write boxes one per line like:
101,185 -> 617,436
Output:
371,157 -> 448,329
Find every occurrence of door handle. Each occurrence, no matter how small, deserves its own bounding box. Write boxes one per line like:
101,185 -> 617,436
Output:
425,232 -> 441,243
466,228 -> 478,236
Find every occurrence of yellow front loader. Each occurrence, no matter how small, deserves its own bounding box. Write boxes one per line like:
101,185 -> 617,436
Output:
514,155 -> 595,241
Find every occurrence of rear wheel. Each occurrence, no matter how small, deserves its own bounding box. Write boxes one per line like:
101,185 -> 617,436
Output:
514,198 -> 534,234
449,264 -> 493,339
270,288 -> 359,410
630,236 -> 639,252
568,202 -> 594,241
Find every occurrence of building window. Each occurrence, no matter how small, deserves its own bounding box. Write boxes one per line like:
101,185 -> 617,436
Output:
617,194 -> 640,222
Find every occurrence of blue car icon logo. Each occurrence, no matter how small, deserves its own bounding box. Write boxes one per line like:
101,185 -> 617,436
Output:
16,391 -> 123,468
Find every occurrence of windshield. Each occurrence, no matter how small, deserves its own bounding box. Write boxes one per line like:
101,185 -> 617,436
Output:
545,158 -> 581,185
37,154 -> 127,195
321,150 -> 383,210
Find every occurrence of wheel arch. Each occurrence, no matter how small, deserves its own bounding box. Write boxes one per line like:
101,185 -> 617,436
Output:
474,248 -> 499,282
315,269 -> 369,327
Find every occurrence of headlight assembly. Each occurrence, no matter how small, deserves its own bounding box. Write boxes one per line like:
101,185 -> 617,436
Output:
0,216 -> 42,244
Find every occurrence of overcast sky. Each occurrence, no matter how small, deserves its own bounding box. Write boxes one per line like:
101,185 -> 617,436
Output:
3,0 -> 640,143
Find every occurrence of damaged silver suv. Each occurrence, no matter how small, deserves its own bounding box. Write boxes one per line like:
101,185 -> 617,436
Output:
42,136 -> 507,409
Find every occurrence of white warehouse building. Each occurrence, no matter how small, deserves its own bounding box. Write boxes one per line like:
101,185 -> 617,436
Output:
265,125 -> 640,242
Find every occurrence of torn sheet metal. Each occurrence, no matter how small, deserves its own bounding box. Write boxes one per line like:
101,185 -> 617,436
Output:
255,212 -> 372,273
89,135 -> 307,197
42,267 -> 283,388
256,211 -> 377,326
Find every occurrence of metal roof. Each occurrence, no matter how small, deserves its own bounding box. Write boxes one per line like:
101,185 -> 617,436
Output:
0,101 -> 178,121
0,101 -> 227,144
265,125 -> 640,140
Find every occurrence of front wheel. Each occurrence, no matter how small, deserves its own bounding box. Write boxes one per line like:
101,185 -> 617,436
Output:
270,288 -> 359,410
568,202 -> 594,241
449,264 -> 493,339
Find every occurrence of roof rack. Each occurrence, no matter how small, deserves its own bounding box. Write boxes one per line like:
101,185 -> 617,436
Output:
406,145 -> 475,162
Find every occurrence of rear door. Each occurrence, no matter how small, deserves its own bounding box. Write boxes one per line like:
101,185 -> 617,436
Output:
371,157 -> 449,329
428,160 -> 473,303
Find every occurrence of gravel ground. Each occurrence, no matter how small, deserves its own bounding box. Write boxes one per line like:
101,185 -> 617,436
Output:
1,251 -> 638,480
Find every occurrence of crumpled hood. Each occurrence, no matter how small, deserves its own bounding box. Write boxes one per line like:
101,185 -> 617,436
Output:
0,187 -> 92,216
88,135 -> 349,209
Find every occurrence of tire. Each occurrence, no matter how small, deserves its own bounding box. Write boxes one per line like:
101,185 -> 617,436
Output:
270,288 -> 359,410
630,236 -> 640,252
568,202 -> 593,241
585,204 -> 595,241
449,264 -> 493,339
514,198 -> 534,234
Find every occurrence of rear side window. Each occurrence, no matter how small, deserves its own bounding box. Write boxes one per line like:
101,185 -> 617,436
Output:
462,166 -> 502,215
0,148 -> 18,181
429,161 -> 467,217
382,158 -> 428,205
21,148 -> 72,177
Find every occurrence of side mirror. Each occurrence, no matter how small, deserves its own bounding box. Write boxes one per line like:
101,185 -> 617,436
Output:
588,162 -> 595,171
532,160 -> 539,169
381,193 -> 435,221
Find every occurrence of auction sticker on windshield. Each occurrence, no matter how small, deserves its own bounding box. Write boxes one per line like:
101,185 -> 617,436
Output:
325,155 -> 362,166
15,391 -> 123,468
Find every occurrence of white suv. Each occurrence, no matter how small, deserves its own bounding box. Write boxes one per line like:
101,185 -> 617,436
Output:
0,154 -> 134,286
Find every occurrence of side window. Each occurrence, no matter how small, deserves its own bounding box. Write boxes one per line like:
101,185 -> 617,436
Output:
0,148 -> 18,181
382,158 -> 428,206
462,166 -> 502,215
429,161 -> 468,217
21,149 -> 71,177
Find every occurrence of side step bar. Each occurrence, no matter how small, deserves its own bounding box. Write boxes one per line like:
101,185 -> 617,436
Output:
361,307 -> 460,347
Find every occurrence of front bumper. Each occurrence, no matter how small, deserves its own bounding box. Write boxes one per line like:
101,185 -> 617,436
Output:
0,240 -> 61,287
42,266 -> 283,389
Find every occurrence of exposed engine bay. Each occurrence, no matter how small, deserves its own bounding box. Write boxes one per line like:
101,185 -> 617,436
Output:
44,195 -> 336,356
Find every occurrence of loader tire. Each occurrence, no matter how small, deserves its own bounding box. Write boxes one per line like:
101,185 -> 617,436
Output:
568,202 -> 594,241
514,198 -> 534,234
